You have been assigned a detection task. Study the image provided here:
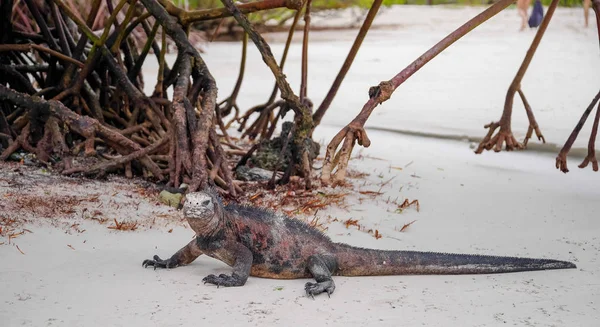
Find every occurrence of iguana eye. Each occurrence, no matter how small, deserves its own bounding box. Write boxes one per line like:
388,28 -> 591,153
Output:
202,200 -> 210,206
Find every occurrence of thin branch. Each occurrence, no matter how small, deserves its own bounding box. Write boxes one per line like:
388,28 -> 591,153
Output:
129,21 -> 160,82
23,0 -> 60,51
555,89 -> 600,173
0,44 -> 84,68
222,0 -> 314,188
312,0 -> 383,127
50,1 -> 72,57
236,8 -> 302,134
300,0 -> 312,101
322,0 -> 516,185
64,135 -> 170,176
180,0 -> 303,25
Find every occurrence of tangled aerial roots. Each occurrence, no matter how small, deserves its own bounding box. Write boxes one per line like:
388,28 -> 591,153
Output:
220,0 -> 316,189
0,0 -> 250,195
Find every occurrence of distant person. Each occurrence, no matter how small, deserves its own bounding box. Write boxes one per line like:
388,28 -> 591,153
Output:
584,0 -> 591,27
528,0 -> 544,28
517,0 -> 532,31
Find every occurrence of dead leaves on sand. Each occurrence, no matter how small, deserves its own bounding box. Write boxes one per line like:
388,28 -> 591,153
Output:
340,218 -> 382,240
0,216 -> 32,254
344,218 -> 360,229
108,218 -> 138,231
398,220 -> 417,232
396,199 -> 420,213
336,195 -> 420,239
2,192 -> 101,233
238,182 -> 349,217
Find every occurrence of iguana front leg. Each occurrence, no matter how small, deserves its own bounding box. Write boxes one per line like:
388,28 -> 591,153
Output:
142,238 -> 203,269
202,242 -> 253,287
304,254 -> 338,298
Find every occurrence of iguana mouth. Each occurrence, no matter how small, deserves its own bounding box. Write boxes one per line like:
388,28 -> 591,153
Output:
183,205 -> 211,219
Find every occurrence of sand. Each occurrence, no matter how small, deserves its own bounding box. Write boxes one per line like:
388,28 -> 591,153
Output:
2,5 -> 599,327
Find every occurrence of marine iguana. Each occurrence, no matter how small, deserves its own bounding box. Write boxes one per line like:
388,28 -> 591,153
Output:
142,190 -> 576,297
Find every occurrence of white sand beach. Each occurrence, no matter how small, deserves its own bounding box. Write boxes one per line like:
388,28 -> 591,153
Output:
1,5 -> 599,327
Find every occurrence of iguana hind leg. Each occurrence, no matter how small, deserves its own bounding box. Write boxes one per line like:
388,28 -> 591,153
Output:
304,254 -> 338,298
142,238 -> 203,270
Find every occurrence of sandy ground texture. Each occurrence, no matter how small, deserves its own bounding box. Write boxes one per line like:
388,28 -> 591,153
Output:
1,5 -> 599,327
1,124 -> 599,326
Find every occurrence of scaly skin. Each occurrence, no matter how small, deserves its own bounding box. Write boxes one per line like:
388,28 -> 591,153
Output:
143,190 -> 576,297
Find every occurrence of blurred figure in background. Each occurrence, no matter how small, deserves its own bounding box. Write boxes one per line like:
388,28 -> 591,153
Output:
584,0 -> 591,27
517,0 -> 532,31
528,0 -> 544,28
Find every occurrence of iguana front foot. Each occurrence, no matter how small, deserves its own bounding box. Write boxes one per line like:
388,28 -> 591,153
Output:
142,255 -> 179,270
304,281 -> 335,298
202,273 -> 246,287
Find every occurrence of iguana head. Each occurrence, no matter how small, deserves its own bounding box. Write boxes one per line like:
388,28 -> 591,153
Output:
183,190 -> 222,235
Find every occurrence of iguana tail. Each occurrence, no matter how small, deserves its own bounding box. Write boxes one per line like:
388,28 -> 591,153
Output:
333,244 -> 576,276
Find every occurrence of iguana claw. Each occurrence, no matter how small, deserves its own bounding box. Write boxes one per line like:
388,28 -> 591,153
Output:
202,273 -> 245,287
304,281 -> 335,298
142,255 -> 177,270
